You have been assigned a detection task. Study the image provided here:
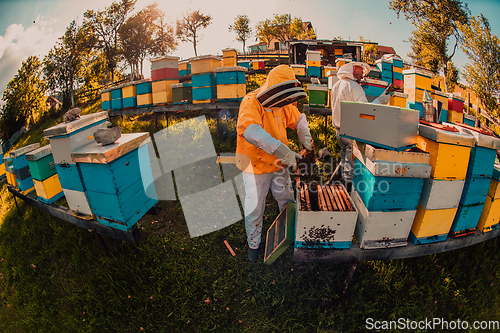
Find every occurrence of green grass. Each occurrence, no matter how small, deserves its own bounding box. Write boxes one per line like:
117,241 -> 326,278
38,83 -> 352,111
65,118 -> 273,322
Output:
0,98 -> 500,332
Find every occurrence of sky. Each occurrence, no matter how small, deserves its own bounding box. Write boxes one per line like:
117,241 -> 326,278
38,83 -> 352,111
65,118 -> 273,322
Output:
0,0 -> 500,103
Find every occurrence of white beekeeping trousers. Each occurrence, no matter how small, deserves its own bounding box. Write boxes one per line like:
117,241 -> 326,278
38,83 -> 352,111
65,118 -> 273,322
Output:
242,168 -> 295,249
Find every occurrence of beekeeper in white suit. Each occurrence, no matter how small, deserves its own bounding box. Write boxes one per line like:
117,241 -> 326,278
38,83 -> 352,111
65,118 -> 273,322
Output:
330,62 -> 393,191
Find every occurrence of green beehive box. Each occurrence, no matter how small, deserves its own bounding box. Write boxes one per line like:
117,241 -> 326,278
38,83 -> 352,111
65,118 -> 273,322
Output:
26,145 -> 56,181
307,84 -> 328,108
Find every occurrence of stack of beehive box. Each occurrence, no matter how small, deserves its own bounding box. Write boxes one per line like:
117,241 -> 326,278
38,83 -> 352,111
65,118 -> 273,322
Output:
295,182 -> 358,249
222,48 -> 237,67
376,58 -> 393,86
0,143 -> 5,179
403,68 -> 432,117
178,59 -> 190,77
136,79 -> 153,108
100,89 -> 111,111
43,111 -> 109,216
214,66 -> 247,102
151,55 -> 180,105
447,124 -> 500,237
121,82 -> 137,108
71,132 -> 158,231
10,144 -> 39,193
359,78 -> 388,103
190,55 -> 221,104
478,164 -> 500,233
352,141 -> 431,249
410,123 -> 475,244
335,57 -> 351,69
307,83 -> 328,108
26,145 -> 64,204
251,59 -> 265,71
322,65 -> 336,78
110,87 -> 123,111
306,50 -> 322,77
431,90 -> 449,123
388,55 -> 404,89
447,93 -> 465,123
171,83 -> 193,105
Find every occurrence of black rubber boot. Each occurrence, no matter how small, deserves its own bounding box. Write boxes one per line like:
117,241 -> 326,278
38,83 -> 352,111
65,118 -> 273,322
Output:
248,248 -> 259,262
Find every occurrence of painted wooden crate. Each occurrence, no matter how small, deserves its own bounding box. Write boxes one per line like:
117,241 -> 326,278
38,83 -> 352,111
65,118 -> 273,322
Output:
71,133 -> 157,231
307,84 -> 328,107
376,59 -> 392,72
151,55 -> 179,80
137,94 -> 153,108
43,111 -> 109,165
352,154 -> 430,212
352,188 -> 417,249
405,87 -> 426,103
55,163 -> 85,192
136,79 -> 152,95
178,60 -> 190,76
339,102 -> 419,150
431,90 -> 449,111
291,64 -> 306,77
171,83 -> 192,105
10,143 -> 40,170
306,49 -> 321,62
192,86 -> 217,103
100,90 -> 111,111
416,124 -> 475,180
26,145 -> 56,181
264,202 -> 295,265
192,73 -> 216,88
403,68 -> 432,91
33,173 -> 64,204
410,205 -> 458,244
190,55 -> 221,75
360,78 -> 388,99
222,48 -> 237,67
152,79 -> 179,104
216,84 -> 245,102
237,60 -> 251,70
295,183 -> 358,249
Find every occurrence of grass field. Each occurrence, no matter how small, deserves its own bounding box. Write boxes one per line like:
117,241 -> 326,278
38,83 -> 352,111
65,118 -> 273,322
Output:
0,98 -> 499,332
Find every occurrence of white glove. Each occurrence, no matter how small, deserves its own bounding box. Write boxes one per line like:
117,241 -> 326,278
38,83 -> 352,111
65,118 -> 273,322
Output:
298,128 -> 313,151
375,92 -> 391,105
273,144 -> 302,171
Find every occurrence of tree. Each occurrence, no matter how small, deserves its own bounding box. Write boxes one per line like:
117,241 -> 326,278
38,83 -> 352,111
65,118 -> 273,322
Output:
176,10 -> 212,57
44,20 -> 95,108
459,14 -> 500,115
1,56 -> 46,138
390,0 -> 470,92
119,3 -> 177,79
229,15 -> 251,54
255,19 -> 274,49
83,0 -> 136,84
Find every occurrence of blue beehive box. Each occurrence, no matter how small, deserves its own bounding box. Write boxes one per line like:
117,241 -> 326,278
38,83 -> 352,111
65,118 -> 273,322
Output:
192,86 -> 217,101
376,59 -> 392,72
392,71 -> 403,81
215,67 -> 246,85
307,66 -> 321,77
111,99 -> 123,110
136,80 -> 152,95
55,164 -> 85,192
192,73 -> 216,88
71,132 -> 158,231
407,101 -> 424,117
10,143 -> 40,170
439,109 -> 448,122
122,97 -> 137,108
101,101 -> 111,111
110,88 -> 122,100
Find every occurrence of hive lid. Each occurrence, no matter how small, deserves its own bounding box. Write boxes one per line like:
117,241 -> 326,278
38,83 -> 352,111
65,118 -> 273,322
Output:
446,123 -> 500,150
10,143 -> 40,158
190,55 -> 222,62
354,140 -> 430,165
360,78 -> 388,86
71,132 -> 149,164
44,111 -> 109,138
214,66 -> 248,73
26,145 -> 52,161
307,84 -> 328,91
402,68 -> 432,77
418,123 -> 475,147
391,92 -> 408,98
150,55 -> 180,62
431,90 -> 449,98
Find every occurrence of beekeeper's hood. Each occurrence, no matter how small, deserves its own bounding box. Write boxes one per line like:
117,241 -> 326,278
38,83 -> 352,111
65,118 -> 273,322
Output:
337,62 -> 371,81
256,65 -> 306,108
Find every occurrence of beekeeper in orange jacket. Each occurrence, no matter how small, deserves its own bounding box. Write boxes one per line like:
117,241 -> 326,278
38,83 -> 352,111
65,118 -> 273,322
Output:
330,62 -> 392,190
236,65 -> 312,262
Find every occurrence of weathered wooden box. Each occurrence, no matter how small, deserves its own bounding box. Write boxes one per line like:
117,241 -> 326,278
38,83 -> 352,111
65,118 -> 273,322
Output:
352,188 -> 417,249
416,124 -> 475,180
264,202 -> 295,265
295,183 -> 358,249
291,64 -> 306,77
150,55 -> 179,71
71,133 -> 157,231
339,102 -> 419,150
43,111 -> 109,165
26,145 -> 56,181
62,188 -> 93,216
306,49 -> 321,62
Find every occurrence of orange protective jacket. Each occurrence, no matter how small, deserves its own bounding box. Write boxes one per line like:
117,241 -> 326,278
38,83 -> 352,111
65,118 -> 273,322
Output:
236,65 -> 302,175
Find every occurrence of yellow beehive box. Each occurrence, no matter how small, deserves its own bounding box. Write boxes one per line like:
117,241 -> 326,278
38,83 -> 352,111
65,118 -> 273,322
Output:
190,55 -> 221,74
8,172 -> 16,187
432,90 -> 449,110
291,64 -> 306,77
216,84 -> 246,100
403,69 -> 432,91
404,87 -> 425,103
178,61 -> 189,71
389,92 -> 408,108
223,57 -> 237,67
334,48 -> 343,56
34,173 -> 63,200
223,48 -> 237,58
323,66 -> 336,77
101,91 -> 111,102
137,93 -> 153,106
307,60 -> 321,67
193,98 -> 216,104
411,205 -> 458,239
393,66 -> 403,74
122,84 -> 136,98
447,109 -> 463,124
0,163 -> 5,177
416,135 -> 472,180
488,178 -> 500,200
477,195 -> 500,232
152,79 -> 178,93
152,91 -> 170,105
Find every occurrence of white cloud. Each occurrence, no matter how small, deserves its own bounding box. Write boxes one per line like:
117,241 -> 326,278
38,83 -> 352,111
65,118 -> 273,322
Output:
0,15 -> 62,100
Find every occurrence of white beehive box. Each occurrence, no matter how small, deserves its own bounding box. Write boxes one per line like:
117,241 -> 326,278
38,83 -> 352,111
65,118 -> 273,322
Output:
339,102 -> 419,150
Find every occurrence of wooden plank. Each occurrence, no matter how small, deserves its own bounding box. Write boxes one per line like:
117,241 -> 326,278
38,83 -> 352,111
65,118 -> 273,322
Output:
316,185 -> 327,211
293,227 -> 500,262
320,185 -> 334,211
8,186 -> 140,243
325,185 -> 339,211
333,185 -> 347,211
